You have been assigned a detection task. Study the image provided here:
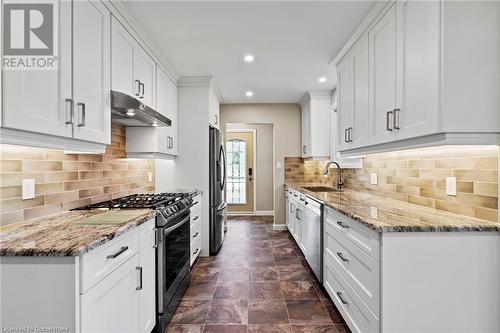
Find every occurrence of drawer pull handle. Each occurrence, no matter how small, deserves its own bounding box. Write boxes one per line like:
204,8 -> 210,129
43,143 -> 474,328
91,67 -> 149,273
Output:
193,201 -> 199,206
337,252 -> 349,262
336,291 -> 348,305
193,248 -> 199,255
106,246 -> 128,259
193,216 -> 199,221
136,266 -> 143,290
193,232 -> 199,238
336,221 -> 349,229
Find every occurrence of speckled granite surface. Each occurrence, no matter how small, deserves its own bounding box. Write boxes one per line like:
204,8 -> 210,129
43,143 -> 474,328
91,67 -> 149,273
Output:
0,209 -> 156,256
286,182 -> 500,232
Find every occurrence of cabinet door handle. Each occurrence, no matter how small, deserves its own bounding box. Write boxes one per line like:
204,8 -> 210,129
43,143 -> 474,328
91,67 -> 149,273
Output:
135,80 -> 141,97
344,128 -> 348,143
106,246 -> 128,259
393,108 -> 400,130
386,110 -> 393,131
193,216 -> 199,221
139,82 -> 145,99
193,232 -> 199,238
302,145 -> 307,154
136,266 -> 143,290
348,127 -> 353,142
336,291 -> 348,305
77,102 -> 86,127
193,201 -> 199,206
153,229 -> 159,248
337,252 -> 349,262
336,221 -> 349,229
214,114 -> 218,125
65,98 -> 74,125
193,248 -> 200,255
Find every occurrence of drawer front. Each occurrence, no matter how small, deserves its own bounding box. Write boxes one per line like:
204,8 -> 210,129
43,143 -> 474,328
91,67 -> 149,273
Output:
80,228 -> 140,293
324,207 -> 380,260
191,218 -> 201,244
324,257 -> 380,333
325,221 -> 380,316
190,237 -> 201,266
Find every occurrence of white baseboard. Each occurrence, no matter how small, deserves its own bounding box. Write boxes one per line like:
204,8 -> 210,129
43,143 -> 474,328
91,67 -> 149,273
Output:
273,224 -> 288,231
254,210 -> 274,216
227,211 -> 275,216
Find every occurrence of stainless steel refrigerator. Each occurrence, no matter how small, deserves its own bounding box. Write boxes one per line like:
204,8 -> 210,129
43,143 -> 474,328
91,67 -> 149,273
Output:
209,126 -> 227,254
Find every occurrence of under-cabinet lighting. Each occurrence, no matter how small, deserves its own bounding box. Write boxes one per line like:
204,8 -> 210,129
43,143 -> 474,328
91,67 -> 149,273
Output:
244,54 -> 255,63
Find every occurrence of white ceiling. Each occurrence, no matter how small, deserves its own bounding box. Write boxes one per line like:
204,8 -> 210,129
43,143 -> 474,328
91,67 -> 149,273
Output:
125,1 -> 375,103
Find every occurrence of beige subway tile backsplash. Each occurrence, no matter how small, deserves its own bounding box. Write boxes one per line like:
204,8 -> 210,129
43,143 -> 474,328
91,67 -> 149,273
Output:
285,145 -> 499,222
0,124 -> 155,226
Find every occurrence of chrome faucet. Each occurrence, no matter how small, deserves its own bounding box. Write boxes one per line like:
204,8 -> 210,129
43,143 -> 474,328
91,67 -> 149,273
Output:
323,161 -> 343,190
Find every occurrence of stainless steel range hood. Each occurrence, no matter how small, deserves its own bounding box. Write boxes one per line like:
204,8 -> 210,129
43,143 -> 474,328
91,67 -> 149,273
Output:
110,90 -> 171,127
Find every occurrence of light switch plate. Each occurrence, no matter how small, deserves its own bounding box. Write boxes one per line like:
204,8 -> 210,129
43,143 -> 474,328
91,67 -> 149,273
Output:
446,177 -> 457,196
22,179 -> 35,200
276,162 -> 282,169
370,172 -> 378,185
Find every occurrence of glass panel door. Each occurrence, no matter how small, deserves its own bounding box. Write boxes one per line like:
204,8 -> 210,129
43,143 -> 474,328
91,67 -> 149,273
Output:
225,132 -> 254,212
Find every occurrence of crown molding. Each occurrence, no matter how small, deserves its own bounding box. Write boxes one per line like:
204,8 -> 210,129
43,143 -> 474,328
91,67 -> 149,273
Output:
299,90 -> 332,107
329,1 -> 394,66
178,76 -> 224,102
103,1 -> 180,83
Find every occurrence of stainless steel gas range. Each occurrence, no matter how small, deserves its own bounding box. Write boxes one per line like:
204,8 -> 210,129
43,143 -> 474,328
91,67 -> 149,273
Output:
75,191 -> 197,333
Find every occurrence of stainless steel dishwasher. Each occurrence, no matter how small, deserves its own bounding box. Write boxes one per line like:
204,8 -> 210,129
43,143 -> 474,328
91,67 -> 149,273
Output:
297,194 -> 322,282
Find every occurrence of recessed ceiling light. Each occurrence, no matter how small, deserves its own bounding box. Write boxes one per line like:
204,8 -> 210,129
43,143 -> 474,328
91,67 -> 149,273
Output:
318,76 -> 327,83
244,54 -> 255,63
126,109 -> 135,117
245,91 -> 254,97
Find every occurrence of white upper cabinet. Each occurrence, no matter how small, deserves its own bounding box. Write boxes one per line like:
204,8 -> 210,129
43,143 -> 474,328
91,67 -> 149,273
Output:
125,66 -> 178,158
2,1 -> 72,139
111,16 -> 156,109
334,0 -> 500,155
300,91 -> 332,159
111,18 -> 136,97
368,4 -> 397,146
135,49 -> 157,109
2,0 -> 111,149
209,88 -> 220,129
72,0 -> 111,145
395,0 -> 440,140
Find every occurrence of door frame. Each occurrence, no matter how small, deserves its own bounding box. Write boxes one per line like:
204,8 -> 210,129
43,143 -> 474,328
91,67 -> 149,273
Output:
225,128 -> 257,214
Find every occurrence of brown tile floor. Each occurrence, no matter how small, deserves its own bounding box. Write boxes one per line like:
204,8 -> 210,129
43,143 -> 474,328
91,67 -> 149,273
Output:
166,216 -> 351,333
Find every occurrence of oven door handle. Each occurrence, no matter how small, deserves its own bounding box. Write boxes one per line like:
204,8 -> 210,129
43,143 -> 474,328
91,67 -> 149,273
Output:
163,214 -> 190,236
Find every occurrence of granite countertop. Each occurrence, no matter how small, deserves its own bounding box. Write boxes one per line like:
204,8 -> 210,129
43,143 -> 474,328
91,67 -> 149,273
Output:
286,182 -> 500,232
0,209 -> 156,257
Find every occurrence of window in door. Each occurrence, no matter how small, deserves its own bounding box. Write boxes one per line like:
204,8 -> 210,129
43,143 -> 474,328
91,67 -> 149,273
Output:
226,138 -> 247,204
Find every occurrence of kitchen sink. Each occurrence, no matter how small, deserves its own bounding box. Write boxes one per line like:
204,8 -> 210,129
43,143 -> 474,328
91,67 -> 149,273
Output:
302,186 -> 341,193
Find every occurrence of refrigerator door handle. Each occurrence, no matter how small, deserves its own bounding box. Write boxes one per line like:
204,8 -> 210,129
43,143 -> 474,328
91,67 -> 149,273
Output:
217,201 -> 227,212
220,145 -> 226,191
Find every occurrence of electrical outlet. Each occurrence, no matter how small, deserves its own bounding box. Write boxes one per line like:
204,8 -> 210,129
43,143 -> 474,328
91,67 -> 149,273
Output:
446,177 -> 457,196
370,207 -> 378,219
22,179 -> 35,200
370,172 -> 378,185
148,172 -> 153,182
276,162 -> 282,169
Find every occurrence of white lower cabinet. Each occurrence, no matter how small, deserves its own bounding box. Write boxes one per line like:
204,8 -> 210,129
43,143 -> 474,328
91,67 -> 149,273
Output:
190,193 -> 202,265
80,253 -> 141,332
80,218 -> 156,333
323,205 -> 500,333
139,219 -> 156,333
